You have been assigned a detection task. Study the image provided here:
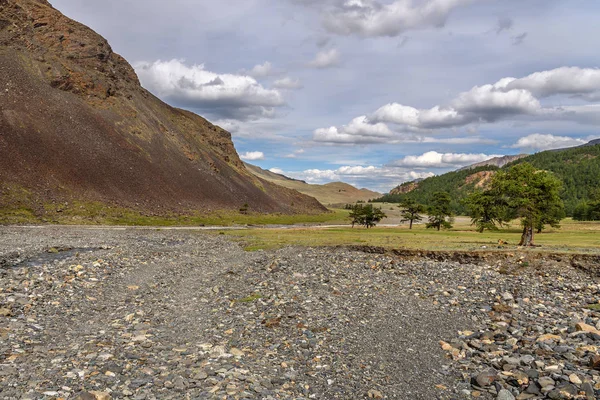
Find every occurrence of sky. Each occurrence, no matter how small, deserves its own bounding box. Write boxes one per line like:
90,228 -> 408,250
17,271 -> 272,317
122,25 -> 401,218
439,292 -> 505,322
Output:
50,0 -> 600,192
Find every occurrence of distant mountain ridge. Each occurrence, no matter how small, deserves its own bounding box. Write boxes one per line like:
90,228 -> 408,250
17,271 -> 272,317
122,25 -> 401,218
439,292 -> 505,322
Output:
458,154 -> 528,171
245,163 -> 381,205
0,0 -> 326,219
376,139 -> 600,216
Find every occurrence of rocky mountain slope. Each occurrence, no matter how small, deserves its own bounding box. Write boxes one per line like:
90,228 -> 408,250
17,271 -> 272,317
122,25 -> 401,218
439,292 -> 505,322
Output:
458,154 -> 528,170
0,0 -> 326,219
245,163 -> 380,205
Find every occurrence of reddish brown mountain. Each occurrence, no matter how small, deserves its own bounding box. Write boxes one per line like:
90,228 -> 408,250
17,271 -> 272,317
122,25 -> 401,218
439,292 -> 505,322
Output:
0,0 -> 326,216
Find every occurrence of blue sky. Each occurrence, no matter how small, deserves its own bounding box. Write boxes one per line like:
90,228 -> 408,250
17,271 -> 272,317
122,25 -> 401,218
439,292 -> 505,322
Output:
51,0 -> 600,192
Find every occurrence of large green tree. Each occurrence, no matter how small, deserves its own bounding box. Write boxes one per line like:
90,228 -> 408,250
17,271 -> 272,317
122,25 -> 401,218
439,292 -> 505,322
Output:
398,198 -> 425,229
348,204 -> 387,228
464,190 -> 507,233
473,163 -> 564,246
426,192 -> 454,231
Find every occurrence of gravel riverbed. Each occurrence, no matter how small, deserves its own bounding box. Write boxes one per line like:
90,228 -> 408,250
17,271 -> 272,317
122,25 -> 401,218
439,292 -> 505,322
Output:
1,227 -> 599,400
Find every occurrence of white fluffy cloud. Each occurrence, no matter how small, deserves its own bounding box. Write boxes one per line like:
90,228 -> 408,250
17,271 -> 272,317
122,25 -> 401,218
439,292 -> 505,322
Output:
135,59 -> 285,120
307,49 -> 341,68
314,116 -> 394,143
245,61 -> 274,78
500,67 -> 600,99
279,164 -> 435,191
273,77 -> 304,90
320,0 -> 475,38
451,84 -> 541,121
391,151 -> 501,168
240,151 -> 266,161
317,66 -> 600,145
509,134 -> 587,151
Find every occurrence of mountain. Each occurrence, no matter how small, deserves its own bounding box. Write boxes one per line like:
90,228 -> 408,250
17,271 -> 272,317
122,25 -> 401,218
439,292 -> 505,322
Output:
458,154 -> 528,170
375,139 -> 600,216
0,0 -> 326,219
245,163 -> 381,205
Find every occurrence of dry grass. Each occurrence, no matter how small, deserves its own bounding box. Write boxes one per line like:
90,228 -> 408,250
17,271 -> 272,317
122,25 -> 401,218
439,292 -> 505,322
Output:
224,218 -> 600,254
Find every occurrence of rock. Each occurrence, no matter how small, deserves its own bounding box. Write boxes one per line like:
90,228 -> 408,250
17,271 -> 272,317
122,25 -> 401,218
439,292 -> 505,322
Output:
497,389 -> 516,400
74,393 -> 96,400
367,389 -> 383,399
475,369 -> 497,387
230,347 -> 244,357
502,292 -> 514,302
0,308 -> 11,317
538,377 -> 555,389
568,373 -> 582,385
536,334 -> 561,342
89,392 -> 111,400
576,322 -> 600,334
589,355 -> 600,370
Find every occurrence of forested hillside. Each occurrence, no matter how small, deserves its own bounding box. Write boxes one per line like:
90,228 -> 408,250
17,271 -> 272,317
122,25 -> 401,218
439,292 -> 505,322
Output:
375,141 -> 600,216
504,143 -> 600,214
374,165 -> 500,215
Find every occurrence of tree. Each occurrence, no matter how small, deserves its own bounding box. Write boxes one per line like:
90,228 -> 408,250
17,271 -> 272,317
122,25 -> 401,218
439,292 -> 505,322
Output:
348,204 -> 362,228
489,163 -> 564,246
348,204 -> 387,228
426,192 -> 454,231
398,198 -> 425,229
464,190 -> 507,233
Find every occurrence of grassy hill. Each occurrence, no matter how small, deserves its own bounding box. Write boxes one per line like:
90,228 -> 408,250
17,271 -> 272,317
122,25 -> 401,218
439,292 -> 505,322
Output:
375,140 -> 600,216
245,163 -> 381,205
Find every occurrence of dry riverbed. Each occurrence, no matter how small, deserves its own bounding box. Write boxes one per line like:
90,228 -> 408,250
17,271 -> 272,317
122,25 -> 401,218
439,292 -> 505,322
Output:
1,227 -> 600,400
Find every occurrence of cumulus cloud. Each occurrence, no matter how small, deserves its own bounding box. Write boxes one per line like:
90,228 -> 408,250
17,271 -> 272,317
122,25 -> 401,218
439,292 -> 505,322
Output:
245,61 -> 274,78
240,151 -> 266,161
314,116 -> 394,143
273,77 -> 304,90
371,103 -> 466,129
135,59 -> 285,121
499,67 -> 600,99
391,151 -> 501,168
307,49 -> 341,68
319,0 -> 475,38
509,134 -> 587,151
451,84 -> 541,121
276,164 -> 436,192
316,66 -> 600,145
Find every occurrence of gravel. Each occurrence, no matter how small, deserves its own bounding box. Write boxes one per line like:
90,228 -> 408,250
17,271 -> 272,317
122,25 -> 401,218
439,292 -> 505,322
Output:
1,226 -> 599,400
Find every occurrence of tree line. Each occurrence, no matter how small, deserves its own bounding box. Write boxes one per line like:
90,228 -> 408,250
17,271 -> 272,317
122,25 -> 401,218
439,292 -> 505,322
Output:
373,142 -> 600,217
381,163 -> 566,246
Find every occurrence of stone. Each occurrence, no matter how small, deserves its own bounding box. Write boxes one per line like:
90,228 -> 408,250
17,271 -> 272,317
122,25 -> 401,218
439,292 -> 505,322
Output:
497,389 -> 515,400
568,373 -> 582,385
576,322 -> 600,334
74,393 -> 96,400
89,392 -> 111,400
475,369 -> 497,387
589,355 -> 600,370
536,334 -> 561,343
367,389 -> 383,399
538,377 -> 555,389
230,347 -> 244,357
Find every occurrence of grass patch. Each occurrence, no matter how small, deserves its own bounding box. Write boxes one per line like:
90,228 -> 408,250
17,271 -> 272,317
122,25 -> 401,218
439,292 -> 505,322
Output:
1,199 -> 349,226
236,293 -> 263,303
223,218 -> 600,254
586,304 -> 600,311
